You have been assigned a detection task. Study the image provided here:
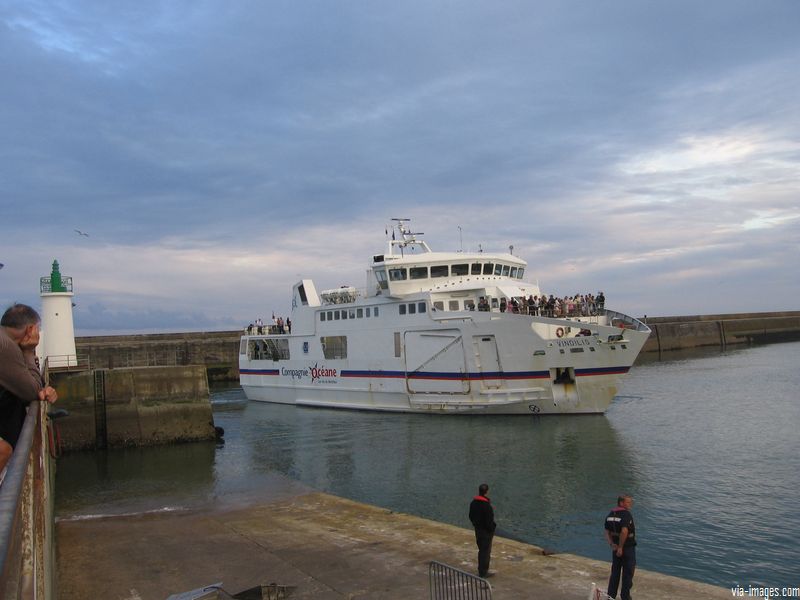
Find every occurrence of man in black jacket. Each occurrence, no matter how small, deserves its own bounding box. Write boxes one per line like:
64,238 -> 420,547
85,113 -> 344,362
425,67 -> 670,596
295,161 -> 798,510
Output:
604,494 -> 636,600
468,483 -> 497,578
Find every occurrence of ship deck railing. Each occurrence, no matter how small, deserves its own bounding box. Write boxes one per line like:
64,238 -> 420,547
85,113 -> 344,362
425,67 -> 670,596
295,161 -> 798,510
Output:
485,303 -> 607,318
244,325 -> 289,336
434,308 -> 649,331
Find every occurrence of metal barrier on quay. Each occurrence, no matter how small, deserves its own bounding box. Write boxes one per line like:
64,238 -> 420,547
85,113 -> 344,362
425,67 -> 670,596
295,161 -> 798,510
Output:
0,401 -> 56,600
429,561 -> 492,600
49,350 -> 197,371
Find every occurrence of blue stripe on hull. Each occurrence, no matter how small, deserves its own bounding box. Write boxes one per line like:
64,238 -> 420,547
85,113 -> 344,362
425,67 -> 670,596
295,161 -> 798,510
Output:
575,366 -> 631,376
241,367 -> 630,380
239,369 -> 280,376
342,369 -> 625,380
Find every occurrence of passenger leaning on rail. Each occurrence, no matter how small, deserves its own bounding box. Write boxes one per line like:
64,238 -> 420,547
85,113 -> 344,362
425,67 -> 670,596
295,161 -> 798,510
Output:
0,303 -> 58,479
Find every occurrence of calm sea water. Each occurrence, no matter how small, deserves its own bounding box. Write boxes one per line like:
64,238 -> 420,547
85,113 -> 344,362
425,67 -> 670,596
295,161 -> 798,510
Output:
56,341 -> 800,589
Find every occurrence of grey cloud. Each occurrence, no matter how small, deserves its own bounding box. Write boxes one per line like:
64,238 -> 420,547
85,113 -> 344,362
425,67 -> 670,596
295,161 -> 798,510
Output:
2,1 -> 799,330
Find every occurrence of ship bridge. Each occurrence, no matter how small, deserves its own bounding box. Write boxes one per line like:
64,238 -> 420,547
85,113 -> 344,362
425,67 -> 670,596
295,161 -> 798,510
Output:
370,220 -> 528,299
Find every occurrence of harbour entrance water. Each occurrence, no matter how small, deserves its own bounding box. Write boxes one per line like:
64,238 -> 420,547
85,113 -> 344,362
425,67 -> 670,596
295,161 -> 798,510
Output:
55,341 -> 800,589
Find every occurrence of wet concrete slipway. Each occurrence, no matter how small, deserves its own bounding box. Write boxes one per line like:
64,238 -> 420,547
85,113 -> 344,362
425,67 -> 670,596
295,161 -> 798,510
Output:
57,487 -> 729,599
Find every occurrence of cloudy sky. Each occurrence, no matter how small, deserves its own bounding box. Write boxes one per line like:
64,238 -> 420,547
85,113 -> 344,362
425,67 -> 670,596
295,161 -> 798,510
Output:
1,1 -> 798,335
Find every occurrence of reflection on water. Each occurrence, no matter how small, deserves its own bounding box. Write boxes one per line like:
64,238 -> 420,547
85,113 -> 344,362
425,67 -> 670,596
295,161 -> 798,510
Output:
56,342 -> 800,589
56,440 -> 217,516
237,401 -> 634,549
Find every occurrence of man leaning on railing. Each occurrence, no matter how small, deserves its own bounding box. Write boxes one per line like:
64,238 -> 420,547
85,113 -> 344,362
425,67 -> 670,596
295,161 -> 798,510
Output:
0,303 -> 58,483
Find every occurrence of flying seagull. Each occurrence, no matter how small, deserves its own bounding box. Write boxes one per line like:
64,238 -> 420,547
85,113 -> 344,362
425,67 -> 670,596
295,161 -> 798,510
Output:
74,229 -> 89,237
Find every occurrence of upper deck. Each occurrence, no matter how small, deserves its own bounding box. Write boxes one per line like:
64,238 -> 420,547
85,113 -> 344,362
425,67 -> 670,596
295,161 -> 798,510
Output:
370,220 -> 529,298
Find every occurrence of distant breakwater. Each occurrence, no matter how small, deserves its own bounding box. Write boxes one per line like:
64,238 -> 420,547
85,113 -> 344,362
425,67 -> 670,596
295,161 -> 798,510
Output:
73,311 -> 800,378
640,311 -> 800,355
74,330 -> 241,380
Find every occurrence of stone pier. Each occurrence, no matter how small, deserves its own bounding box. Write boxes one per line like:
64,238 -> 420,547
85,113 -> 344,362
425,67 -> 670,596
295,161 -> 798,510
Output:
56,491 -> 732,600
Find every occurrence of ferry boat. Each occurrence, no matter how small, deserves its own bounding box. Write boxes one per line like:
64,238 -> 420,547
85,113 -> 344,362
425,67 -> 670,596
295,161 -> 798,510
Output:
239,220 -> 651,414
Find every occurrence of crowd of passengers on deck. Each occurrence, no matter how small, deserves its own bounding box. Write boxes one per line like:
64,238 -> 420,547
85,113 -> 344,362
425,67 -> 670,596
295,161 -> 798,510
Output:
476,291 -> 605,317
244,292 -> 607,335
246,315 -> 291,335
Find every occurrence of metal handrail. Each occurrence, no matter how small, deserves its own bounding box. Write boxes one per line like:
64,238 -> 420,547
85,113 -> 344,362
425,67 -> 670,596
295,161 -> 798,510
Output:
43,354 -> 90,371
0,401 -> 38,562
0,401 -> 53,600
80,350 -> 199,369
429,561 -> 492,600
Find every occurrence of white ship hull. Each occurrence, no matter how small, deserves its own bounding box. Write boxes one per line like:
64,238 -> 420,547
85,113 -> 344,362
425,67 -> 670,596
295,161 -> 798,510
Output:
240,311 -> 649,415
239,221 -> 650,415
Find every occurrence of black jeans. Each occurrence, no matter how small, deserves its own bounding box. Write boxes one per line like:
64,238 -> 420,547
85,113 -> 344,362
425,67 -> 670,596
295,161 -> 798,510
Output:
608,546 -> 636,600
474,528 -> 494,577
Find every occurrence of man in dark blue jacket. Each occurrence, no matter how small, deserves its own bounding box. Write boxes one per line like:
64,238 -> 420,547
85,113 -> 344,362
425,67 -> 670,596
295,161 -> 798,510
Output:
604,494 -> 637,600
469,483 -> 497,578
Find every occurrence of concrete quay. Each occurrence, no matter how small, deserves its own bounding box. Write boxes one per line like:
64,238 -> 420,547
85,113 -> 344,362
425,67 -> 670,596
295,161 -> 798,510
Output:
56,491 -> 730,600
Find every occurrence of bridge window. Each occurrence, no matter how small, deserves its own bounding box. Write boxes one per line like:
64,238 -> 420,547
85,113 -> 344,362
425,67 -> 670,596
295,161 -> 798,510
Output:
494,264 -> 502,276
510,267 -> 518,278
483,263 -> 494,275
418,302 -> 427,313
375,269 -> 388,290
471,263 -> 482,275
517,268 -> 524,279
399,304 -> 406,315
374,307 -> 380,317
502,265 -> 510,276
431,265 -> 449,278
408,303 -> 417,314
320,312 -> 326,322
320,336 -> 347,359
357,308 -> 363,318
449,300 -> 460,311
452,263 -> 468,276
389,268 -> 407,281
410,267 -> 428,280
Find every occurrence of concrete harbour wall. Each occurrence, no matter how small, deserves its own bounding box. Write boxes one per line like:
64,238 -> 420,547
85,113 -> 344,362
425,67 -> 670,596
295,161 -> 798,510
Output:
75,330 -> 241,381
49,365 -> 216,451
641,311 -> 800,354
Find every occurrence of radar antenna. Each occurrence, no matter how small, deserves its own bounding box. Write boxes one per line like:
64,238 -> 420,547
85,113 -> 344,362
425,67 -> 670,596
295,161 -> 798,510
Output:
387,218 -> 431,257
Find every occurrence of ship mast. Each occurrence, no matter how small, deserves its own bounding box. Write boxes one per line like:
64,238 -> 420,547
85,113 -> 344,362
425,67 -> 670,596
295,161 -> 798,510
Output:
389,218 -> 431,257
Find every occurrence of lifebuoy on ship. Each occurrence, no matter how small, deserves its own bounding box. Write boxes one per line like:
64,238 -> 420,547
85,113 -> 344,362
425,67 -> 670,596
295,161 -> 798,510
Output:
556,327 -> 564,338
